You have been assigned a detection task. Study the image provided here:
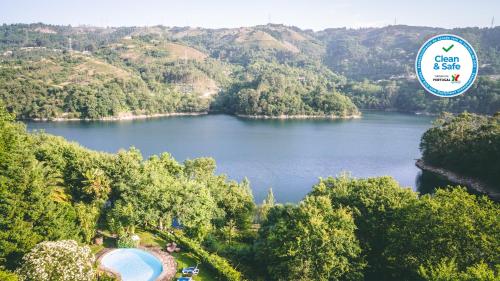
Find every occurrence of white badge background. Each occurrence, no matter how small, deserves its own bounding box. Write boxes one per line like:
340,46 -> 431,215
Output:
419,39 -> 474,92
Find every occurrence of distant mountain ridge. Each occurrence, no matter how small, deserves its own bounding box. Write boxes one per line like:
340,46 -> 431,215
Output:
0,23 -> 499,119
2,23 -> 500,78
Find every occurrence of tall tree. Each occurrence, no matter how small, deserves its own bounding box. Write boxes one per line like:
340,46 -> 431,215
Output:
0,103 -> 79,269
310,175 -> 417,280
256,196 -> 364,281
385,188 -> 500,280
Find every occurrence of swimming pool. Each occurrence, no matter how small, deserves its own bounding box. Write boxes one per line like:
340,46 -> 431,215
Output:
100,248 -> 163,281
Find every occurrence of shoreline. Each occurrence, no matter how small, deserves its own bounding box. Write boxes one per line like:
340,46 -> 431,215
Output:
24,111 -> 363,122
27,112 -> 209,122
20,109 -> 441,123
415,159 -> 499,201
359,108 -> 439,116
235,113 -> 362,120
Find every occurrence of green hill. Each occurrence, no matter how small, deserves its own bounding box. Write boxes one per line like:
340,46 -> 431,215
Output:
0,48 -> 209,119
0,23 -> 499,119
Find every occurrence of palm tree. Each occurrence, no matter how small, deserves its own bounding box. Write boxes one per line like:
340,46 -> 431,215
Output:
82,168 -> 110,202
34,161 -> 69,203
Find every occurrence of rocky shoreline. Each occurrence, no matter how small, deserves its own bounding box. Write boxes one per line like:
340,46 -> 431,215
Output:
26,112 -> 364,121
415,159 -> 499,201
29,112 -> 209,122
235,113 -> 362,119
360,108 -> 439,116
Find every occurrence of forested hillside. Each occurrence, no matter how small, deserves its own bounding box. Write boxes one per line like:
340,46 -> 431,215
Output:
0,49 -> 209,119
1,23 -> 499,119
342,77 -> 500,115
318,26 -> 500,79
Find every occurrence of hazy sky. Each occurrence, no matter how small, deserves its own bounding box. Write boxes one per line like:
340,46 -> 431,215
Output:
1,0 -> 499,30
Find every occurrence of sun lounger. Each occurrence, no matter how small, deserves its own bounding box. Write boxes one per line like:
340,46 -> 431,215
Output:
182,266 -> 200,275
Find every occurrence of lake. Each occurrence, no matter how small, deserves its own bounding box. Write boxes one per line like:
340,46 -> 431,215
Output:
26,112 -> 435,203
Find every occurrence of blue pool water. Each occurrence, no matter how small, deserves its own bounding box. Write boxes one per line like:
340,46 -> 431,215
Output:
100,248 -> 163,281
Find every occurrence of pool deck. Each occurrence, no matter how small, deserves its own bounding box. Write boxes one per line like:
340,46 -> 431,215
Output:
96,246 -> 177,281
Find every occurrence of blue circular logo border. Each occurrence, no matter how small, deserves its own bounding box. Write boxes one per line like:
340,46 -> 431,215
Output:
415,34 -> 478,97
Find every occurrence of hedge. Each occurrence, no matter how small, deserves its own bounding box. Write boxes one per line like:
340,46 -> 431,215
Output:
153,229 -> 244,281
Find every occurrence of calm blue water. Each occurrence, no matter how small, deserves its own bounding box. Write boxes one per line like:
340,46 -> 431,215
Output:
26,112 -> 434,203
100,248 -> 163,281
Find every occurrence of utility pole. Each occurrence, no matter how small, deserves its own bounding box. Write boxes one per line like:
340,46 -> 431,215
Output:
68,37 -> 72,52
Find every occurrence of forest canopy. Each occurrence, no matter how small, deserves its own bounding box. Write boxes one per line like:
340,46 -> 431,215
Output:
0,101 -> 499,280
0,101 -> 254,271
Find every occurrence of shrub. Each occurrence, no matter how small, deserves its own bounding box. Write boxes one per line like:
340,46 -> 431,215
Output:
96,270 -> 119,281
155,230 -> 244,281
0,269 -> 19,281
419,259 -> 500,281
116,234 -> 139,248
17,240 -> 94,281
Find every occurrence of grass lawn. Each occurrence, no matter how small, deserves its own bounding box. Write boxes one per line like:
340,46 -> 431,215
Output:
90,244 -> 104,255
89,231 -> 116,255
137,230 -> 167,248
172,252 -> 218,281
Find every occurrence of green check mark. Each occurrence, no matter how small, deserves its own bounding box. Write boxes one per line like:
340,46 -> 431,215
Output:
442,44 -> 454,52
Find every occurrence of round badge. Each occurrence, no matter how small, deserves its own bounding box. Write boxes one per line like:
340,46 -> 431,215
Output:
415,34 -> 478,97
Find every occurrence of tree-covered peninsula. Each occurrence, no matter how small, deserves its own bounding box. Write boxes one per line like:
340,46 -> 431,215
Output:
419,112 -> 500,195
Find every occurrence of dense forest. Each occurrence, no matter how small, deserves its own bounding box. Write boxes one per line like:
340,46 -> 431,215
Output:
1,101 -> 499,280
343,78 -> 500,115
213,61 -> 358,117
420,112 -> 500,189
0,100 -> 254,279
0,23 -> 499,119
256,176 -> 499,281
0,50 -> 209,119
